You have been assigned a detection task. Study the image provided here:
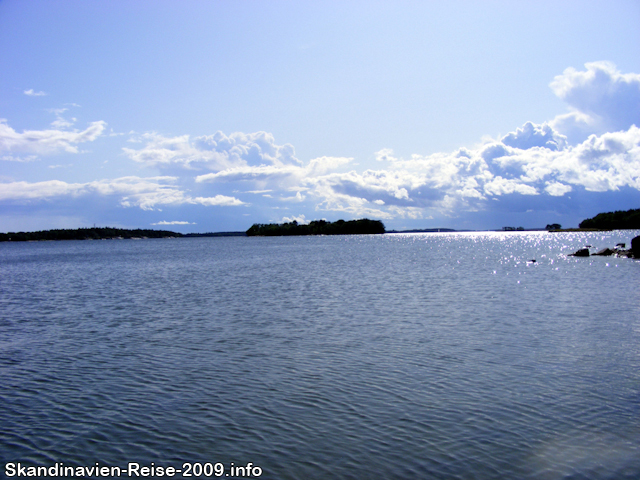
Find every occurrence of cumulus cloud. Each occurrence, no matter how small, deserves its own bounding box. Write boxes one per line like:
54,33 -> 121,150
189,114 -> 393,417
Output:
0,119 -> 106,156
545,182 -> 572,196
483,176 -> 538,196
307,156 -> 352,175
296,123 -> 640,218
123,131 -> 301,171
187,101 -> 638,220
375,148 -> 398,162
550,61 -> 640,142
501,122 -> 567,151
0,176 -> 246,211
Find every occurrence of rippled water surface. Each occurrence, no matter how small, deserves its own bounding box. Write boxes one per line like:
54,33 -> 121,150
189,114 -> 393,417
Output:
1,232 -> 640,479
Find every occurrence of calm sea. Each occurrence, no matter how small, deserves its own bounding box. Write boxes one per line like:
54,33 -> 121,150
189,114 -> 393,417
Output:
1,231 -> 639,480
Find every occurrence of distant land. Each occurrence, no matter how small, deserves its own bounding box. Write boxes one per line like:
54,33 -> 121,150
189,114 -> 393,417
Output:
0,227 -> 184,242
578,208 -> 640,230
246,219 -> 385,236
3,208 -> 639,242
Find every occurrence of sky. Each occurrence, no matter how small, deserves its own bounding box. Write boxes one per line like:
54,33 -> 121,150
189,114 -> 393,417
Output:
1,0 -> 639,233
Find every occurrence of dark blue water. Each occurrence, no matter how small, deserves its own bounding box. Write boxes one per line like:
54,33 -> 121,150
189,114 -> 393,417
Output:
1,232 -> 639,479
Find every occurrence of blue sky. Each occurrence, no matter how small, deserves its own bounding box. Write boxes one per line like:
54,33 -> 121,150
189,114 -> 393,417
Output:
1,0 -> 639,233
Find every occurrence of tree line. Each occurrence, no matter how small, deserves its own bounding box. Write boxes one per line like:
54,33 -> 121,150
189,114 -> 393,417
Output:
0,227 -> 182,242
579,208 -> 640,229
246,219 -> 386,236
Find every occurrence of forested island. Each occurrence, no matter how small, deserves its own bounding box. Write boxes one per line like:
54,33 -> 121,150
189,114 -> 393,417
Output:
246,219 -> 386,236
0,227 -> 182,242
578,208 -> 640,230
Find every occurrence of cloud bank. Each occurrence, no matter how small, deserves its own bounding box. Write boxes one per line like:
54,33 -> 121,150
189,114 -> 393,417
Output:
1,62 -> 639,230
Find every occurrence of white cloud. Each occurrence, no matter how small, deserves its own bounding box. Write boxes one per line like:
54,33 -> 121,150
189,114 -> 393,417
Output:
375,148 -> 398,162
124,131 -> 301,171
281,214 -> 308,224
48,108 -> 76,130
0,176 -> 246,211
550,61 -> 640,142
196,164 -> 302,184
244,189 -> 273,194
307,156 -> 353,175
297,123 -> 639,218
188,108 -> 638,220
151,220 -> 196,225
483,176 -> 538,196
0,119 -> 106,155
501,122 -> 567,151
555,126 -> 640,191
24,89 -> 47,97
2,155 -> 39,162
279,191 -> 306,202
0,180 -> 86,200
193,195 -> 247,206
545,182 -> 572,196
195,156 -> 353,191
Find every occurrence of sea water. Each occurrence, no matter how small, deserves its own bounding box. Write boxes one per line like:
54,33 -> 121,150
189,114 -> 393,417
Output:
1,231 -> 639,479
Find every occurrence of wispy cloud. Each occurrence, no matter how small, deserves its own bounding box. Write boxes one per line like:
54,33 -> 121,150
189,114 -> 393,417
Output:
0,119 -> 106,155
24,89 -> 47,97
0,176 -> 246,211
47,108 -> 76,130
1,155 -> 39,163
193,195 -> 247,207
151,220 -> 196,225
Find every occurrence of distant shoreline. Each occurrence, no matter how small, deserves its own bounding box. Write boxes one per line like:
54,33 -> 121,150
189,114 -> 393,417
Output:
3,225 -> 639,243
0,227 -> 183,242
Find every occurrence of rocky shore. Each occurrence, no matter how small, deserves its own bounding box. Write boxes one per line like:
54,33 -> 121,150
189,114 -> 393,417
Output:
569,235 -> 640,258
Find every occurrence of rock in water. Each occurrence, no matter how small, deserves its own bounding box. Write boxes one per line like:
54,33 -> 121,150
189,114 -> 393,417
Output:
570,248 -> 590,257
594,248 -> 615,256
632,236 -> 640,258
